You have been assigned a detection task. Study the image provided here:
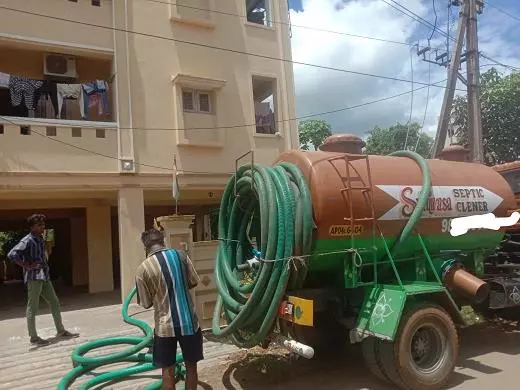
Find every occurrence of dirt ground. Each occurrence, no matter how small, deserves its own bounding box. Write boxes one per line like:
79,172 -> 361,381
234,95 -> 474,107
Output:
196,319 -> 520,390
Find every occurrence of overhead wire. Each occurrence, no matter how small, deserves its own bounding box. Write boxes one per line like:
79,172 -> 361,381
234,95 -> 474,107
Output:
381,0 -> 454,42
1,2 -> 515,169
415,52 -> 433,153
141,0 -> 425,49
0,79 -> 448,173
0,5 -> 453,91
429,0 -> 438,42
403,50 -> 415,150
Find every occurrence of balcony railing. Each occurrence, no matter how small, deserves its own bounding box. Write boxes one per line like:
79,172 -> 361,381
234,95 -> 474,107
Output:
0,117 -> 119,174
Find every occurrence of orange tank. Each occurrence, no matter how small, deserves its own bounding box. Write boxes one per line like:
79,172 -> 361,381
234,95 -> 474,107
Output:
275,150 -> 517,266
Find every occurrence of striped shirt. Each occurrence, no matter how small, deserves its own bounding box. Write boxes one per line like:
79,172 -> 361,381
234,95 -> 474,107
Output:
135,248 -> 200,338
7,233 -> 50,283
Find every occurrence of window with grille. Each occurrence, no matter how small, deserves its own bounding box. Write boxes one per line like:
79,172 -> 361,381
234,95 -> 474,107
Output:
182,89 -> 212,113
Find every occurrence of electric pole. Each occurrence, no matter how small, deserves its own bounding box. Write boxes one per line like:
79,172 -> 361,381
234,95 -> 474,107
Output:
466,0 -> 484,163
431,0 -> 468,158
417,0 -> 484,163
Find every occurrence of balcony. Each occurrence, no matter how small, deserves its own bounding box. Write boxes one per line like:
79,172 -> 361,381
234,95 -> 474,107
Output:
0,118 -> 118,174
0,0 -> 113,53
0,49 -> 118,174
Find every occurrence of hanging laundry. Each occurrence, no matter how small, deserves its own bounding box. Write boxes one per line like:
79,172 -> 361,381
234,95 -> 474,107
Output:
9,76 -> 44,111
33,80 -> 59,118
0,72 -> 10,89
57,84 -> 85,119
81,80 -> 109,118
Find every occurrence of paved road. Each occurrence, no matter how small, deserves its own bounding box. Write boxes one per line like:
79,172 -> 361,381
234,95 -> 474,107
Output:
0,297 -> 239,390
198,320 -> 520,390
1,292 -> 519,389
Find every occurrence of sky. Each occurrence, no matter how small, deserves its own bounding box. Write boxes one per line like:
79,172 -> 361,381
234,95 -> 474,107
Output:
285,0 -> 520,140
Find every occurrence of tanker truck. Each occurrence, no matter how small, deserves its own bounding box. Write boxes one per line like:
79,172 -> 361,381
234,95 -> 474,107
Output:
57,142 -> 520,390
210,141 -> 520,390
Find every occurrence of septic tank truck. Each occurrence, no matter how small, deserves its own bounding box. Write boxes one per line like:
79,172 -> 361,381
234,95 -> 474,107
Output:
210,144 -> 519,390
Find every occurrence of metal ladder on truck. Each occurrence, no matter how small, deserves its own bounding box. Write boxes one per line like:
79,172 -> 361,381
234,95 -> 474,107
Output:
327,154 -> 378,287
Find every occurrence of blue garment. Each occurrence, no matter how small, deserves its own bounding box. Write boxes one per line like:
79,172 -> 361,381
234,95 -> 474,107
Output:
135,248 -> 199,337
7,233 -> 50,283
81,80 -> 109,119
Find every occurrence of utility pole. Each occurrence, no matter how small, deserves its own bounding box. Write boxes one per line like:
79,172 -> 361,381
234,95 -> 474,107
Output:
466,0 -> 484,163
430,0 -> 468,158
417,0 -> 484,163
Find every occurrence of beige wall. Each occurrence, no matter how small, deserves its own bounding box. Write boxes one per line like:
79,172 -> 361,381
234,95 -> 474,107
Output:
0,0 -> 298,299
0,0 -> 114,51
87,204 -> 114,293
0,0 -> 298,179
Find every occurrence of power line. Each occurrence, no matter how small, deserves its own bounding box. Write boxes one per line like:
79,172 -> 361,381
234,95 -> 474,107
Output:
4,78 -> 449,133
480,53 -> 520,71
142,0 -> 420,48
381,0 -> 454,42
0,79 -> 449,172
415,52 -> 433,153
484,2 -> 520,23
0,5 -> 463,91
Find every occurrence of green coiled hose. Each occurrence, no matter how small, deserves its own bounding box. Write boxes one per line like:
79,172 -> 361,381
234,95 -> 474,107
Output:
211,162 -> 313,348
57,287 -> 185,390
210,152 -> 432,348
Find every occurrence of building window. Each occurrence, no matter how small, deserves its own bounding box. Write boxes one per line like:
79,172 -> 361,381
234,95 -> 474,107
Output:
182,90 -> 195,112
246,0 -> 272,27
20,126 -> 31,135
182,89 -> 213,114
0,124 -> 4,134
252,76 -> 277,134
96,129 -> 106,138
198,92 -> 211,113
92,0 -> 101,6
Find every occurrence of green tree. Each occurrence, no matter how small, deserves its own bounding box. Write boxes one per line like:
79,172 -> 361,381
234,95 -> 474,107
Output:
364,122 -> 434,158
451,67 -> 520,165
298,119 -> 333,150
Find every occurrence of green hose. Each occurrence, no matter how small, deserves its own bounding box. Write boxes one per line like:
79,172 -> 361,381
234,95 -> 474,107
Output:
388,150 -> 432,256
57,287 -> 185,390
211,162 -> 313,348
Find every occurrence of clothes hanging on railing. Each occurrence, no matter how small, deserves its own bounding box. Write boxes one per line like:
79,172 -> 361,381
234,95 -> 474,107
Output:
1,70 -> 111,121
9,76 -> 44,111
56,84 -> 85,119
81,80 -> 110,118
34,80 -> 59,118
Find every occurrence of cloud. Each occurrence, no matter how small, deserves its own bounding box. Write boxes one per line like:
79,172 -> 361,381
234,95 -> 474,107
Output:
289,0 -> 520,141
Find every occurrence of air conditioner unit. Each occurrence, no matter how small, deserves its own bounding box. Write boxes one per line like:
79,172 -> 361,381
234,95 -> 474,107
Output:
43,53 -> 78,79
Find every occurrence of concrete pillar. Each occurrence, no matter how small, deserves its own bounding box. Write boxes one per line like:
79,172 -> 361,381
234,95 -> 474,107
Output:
118,188 -> 145,301
71,217 -> 88,287
87,205 -> 114,293
155,215 -> 195,254
155,214 -> 196,305
112,0 -> 135,172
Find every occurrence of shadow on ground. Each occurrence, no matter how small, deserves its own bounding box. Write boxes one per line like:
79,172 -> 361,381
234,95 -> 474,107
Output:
0,282 -> 120,321
208,320 -> 520,390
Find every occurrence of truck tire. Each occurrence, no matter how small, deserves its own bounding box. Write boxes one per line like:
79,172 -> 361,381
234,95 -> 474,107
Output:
377,304 -> 459,390
361,337 -> 390,383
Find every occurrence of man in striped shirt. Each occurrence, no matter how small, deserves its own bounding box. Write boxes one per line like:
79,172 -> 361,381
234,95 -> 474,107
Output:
135,228 -> 203,390
7,214 -> 78,345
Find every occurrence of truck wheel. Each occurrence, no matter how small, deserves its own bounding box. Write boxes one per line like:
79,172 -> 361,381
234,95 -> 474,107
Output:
361,337 -> 389,383
378,304 -> 459,390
